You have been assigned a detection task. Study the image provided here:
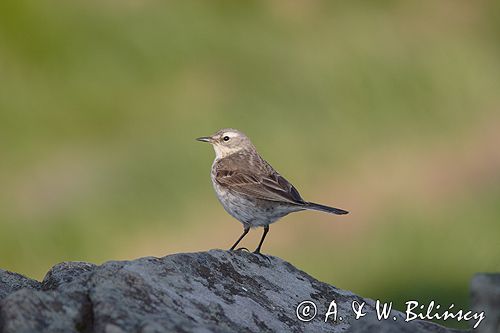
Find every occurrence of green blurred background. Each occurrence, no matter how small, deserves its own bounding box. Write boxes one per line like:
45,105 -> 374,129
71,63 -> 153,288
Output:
1,0 -> 499,328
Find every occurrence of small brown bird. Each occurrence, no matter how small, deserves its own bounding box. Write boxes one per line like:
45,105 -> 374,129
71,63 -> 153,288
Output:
196,128 -> 348,254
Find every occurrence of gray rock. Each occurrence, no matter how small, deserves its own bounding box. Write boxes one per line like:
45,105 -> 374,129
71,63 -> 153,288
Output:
0,269 -> 40,300
41,261 -> 96,291
0,288 -> 92,333
470,273 -> 500,333
0,250 -> 472,333
1,262 -> 95,333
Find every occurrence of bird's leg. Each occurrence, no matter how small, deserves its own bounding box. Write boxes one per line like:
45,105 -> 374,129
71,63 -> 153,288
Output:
229,226 -> 250,251
253,225 -> 269,254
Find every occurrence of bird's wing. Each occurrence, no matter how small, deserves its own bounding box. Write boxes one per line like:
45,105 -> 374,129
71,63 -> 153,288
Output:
215,169 -> 305,205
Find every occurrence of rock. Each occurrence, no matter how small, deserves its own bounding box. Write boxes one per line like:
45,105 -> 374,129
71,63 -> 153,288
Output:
1,262 -> 96,333
41,261 -> 96,291
0,288 -> 92,333
0,269 -> 40,300
0,250 -> 471,333
470,273 -> 500,333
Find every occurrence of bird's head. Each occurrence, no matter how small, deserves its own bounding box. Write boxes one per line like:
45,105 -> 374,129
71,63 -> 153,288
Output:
196,128 -> 254,159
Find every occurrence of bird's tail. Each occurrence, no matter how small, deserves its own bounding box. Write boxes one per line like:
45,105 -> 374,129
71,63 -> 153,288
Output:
304,202 -> 349,215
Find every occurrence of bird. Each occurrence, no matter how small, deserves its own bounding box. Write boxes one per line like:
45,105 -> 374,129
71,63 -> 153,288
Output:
196,128 -> 348,254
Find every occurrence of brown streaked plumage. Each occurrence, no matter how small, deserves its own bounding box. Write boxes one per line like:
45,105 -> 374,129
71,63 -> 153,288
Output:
196,128 -> 348,254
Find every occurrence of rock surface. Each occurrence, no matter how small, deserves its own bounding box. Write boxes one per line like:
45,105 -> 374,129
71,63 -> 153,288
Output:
470,273 -> 500,333
0,250 -> 472,333
0,269 -> 40,300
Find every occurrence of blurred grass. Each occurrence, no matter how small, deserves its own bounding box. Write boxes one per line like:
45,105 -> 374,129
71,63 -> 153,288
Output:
1,0 -> 499,329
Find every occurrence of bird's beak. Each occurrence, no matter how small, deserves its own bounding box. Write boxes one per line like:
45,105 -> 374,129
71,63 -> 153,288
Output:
196,136 -> 212,143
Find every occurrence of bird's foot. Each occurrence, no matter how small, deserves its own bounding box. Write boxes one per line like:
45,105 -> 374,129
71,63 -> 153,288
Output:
229,247 -> 250,252
252,250 -> 271,263
236,247 -> 250,252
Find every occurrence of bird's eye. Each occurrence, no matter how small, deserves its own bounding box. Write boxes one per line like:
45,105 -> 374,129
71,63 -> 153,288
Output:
223,136 -> 230,142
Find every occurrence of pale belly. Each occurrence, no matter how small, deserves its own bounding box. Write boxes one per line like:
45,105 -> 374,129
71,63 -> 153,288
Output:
212,181 -> 302,228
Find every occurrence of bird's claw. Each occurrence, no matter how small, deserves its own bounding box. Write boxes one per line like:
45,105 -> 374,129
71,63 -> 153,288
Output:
230,247 -> 250,252
253,251 -> 271,263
